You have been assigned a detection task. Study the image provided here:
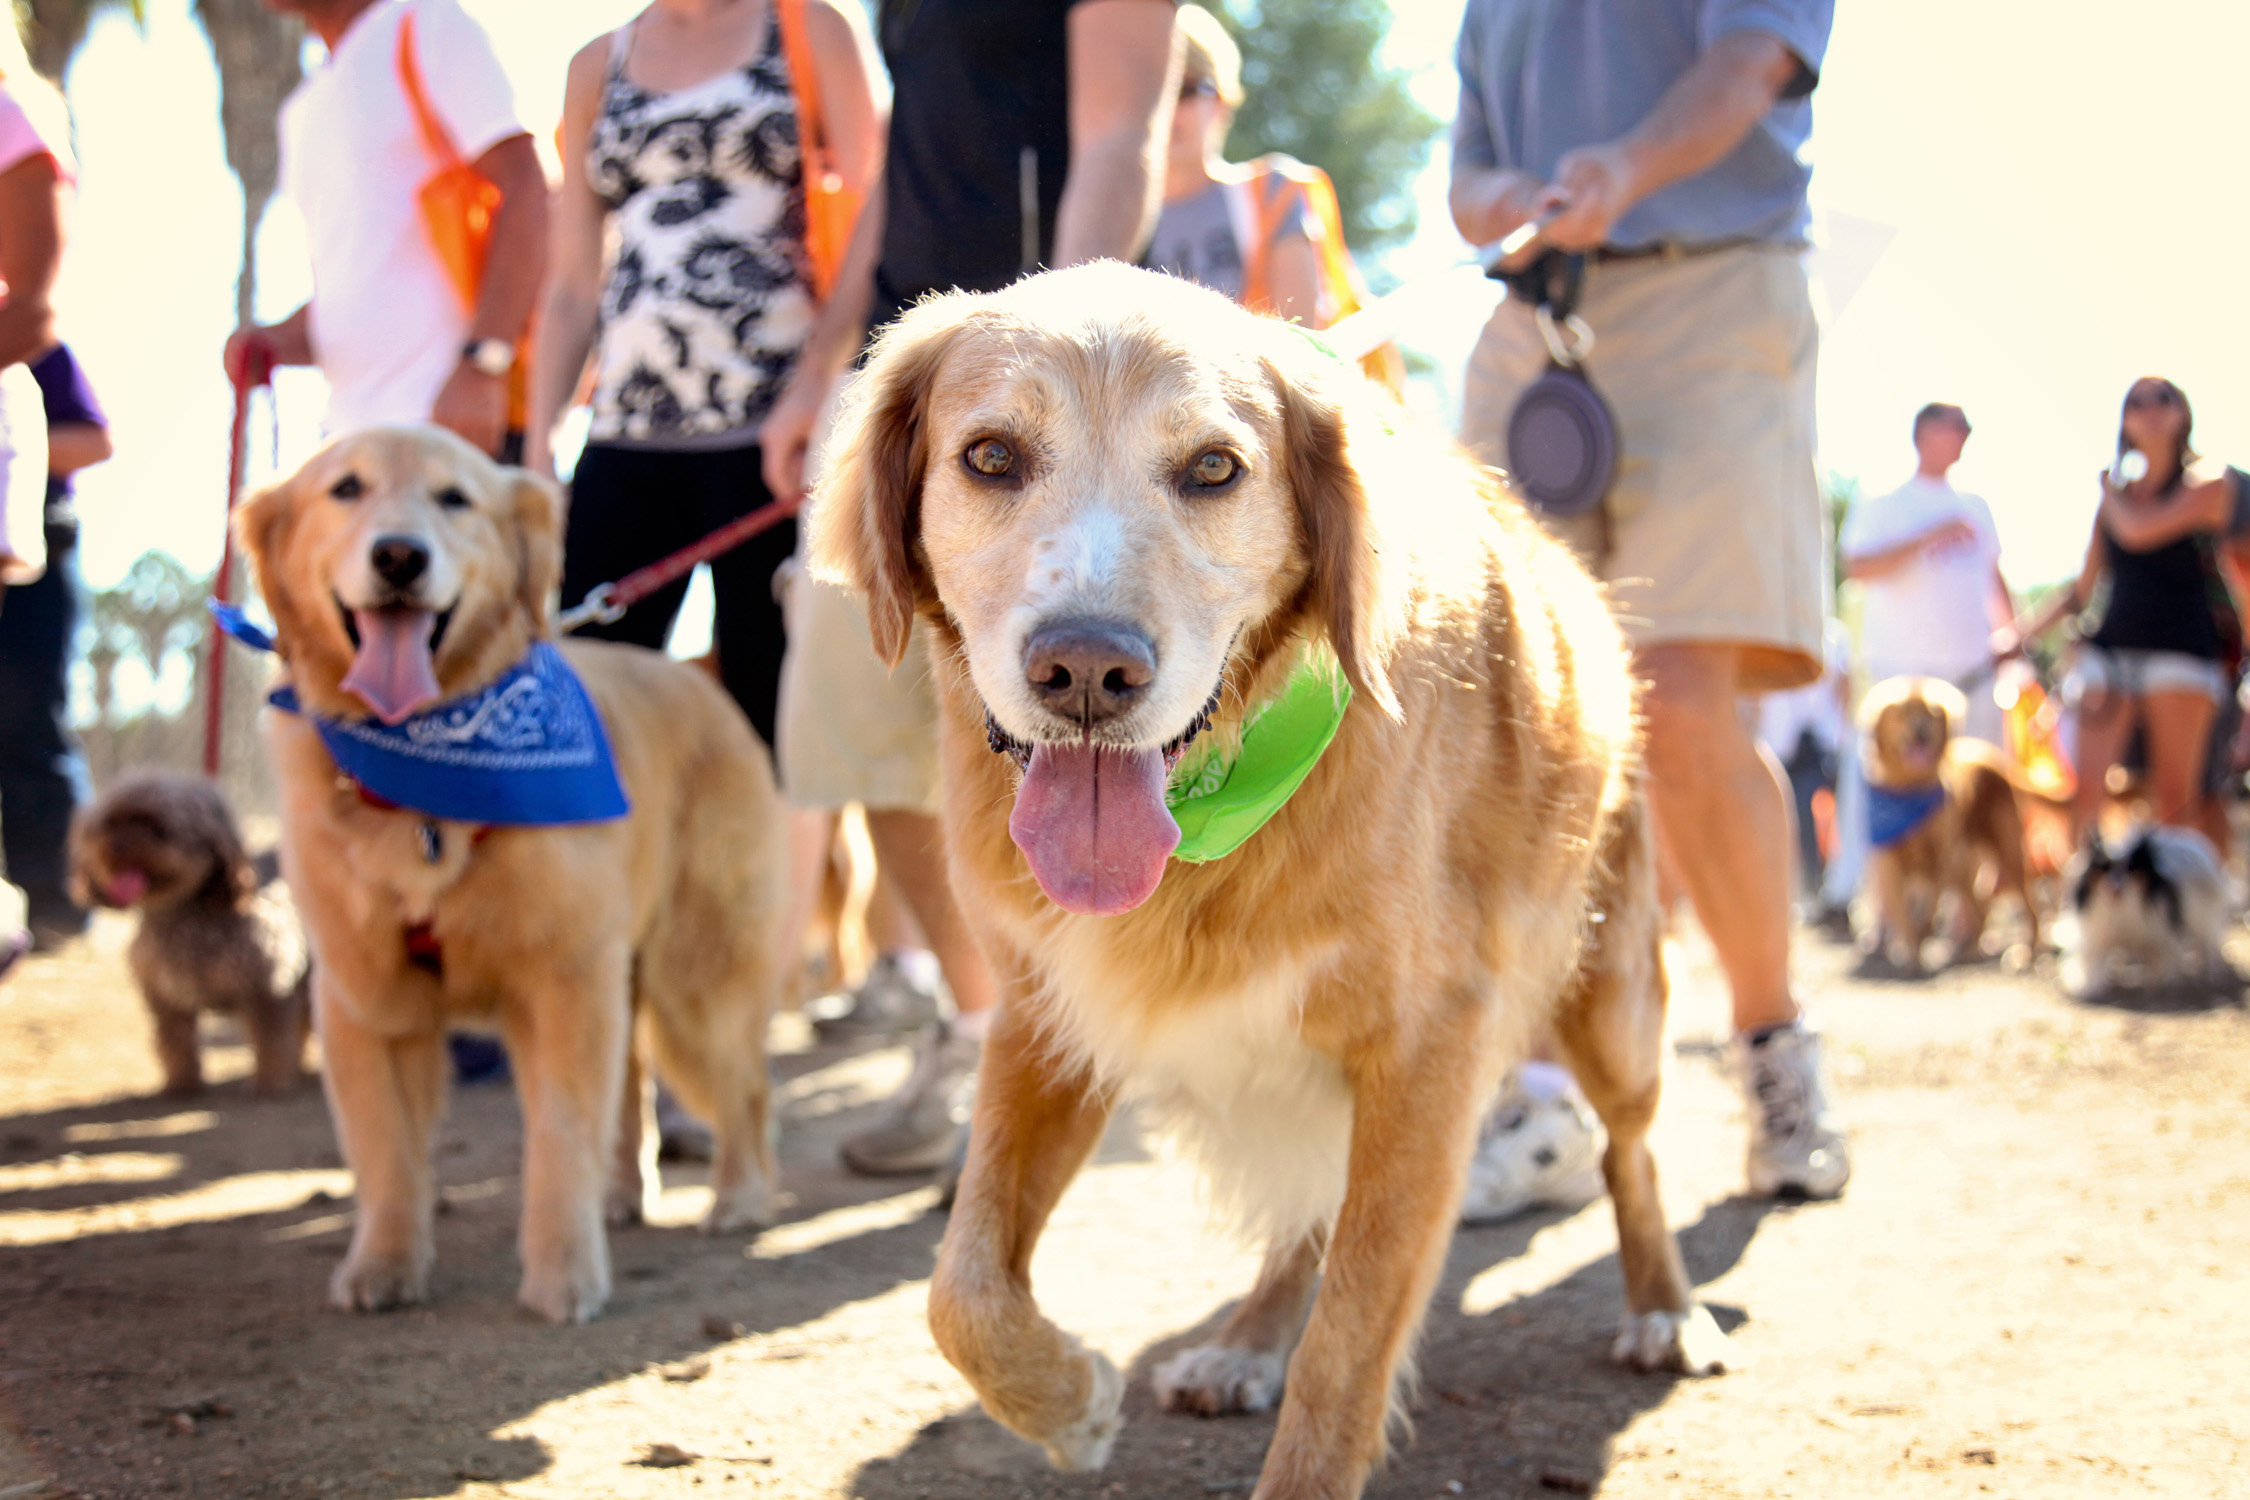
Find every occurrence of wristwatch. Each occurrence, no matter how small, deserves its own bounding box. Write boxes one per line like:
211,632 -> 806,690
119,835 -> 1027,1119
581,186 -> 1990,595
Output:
462,338 -> 516,378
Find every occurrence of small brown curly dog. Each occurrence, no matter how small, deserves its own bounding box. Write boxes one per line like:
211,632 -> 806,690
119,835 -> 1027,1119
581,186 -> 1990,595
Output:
70,773 -> 310,1095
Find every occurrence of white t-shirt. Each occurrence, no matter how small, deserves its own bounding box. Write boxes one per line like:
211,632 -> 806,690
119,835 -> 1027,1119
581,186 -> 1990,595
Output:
279,0 -> 525,433
1840,475 -> 2003,680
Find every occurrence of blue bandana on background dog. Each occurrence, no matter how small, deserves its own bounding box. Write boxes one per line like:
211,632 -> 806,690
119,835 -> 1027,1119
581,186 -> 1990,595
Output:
209,601 -> 629,827
1866,781 -> 1946,849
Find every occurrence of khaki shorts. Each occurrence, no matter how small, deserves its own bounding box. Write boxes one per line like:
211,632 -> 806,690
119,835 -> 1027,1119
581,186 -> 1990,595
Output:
1461,244 -> 1825,693
774,375 -> 944,815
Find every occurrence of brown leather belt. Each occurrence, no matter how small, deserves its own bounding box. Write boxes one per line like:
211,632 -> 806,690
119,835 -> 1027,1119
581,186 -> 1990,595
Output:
1593,236 -> 1769,264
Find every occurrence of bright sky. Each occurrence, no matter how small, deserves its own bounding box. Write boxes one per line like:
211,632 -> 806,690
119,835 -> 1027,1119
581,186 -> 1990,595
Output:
50,0 -> 2250,610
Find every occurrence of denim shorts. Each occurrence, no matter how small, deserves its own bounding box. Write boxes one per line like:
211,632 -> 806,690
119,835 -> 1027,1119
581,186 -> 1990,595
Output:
2061,646 -> 2229,705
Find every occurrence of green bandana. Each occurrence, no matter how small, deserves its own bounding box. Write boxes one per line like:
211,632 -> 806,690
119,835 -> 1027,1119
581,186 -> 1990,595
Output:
1166,651 -> 1352,862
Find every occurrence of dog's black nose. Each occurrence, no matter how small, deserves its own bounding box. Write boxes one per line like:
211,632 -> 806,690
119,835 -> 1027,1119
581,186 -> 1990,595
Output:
369,534 -> 431,590
1023,619 -> 1155,725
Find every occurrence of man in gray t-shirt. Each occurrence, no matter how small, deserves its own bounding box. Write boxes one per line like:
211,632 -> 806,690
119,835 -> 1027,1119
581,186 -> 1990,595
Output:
1449,0 -> 1851,1223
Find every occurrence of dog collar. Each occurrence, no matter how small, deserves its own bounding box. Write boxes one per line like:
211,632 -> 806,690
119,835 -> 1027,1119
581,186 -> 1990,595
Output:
1166,650 -> 1351,863
209,601 -> 631,828
1866,781 -> 1947,849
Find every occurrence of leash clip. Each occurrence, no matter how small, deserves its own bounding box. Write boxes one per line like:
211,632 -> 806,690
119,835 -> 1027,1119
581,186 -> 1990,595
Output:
556,583 -> 626,634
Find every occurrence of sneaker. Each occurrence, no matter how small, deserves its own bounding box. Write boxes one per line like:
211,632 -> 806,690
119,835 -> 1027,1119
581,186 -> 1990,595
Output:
1457,1078 -> 1606,1226
808,952 -> 946,1043
1737,1023 -> 1852,1199
840,1022 -> 979,1176
1,882 -> 27,979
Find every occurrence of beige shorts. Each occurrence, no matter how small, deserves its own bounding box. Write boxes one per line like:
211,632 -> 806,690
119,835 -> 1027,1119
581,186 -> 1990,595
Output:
774,375 -> 944,815
1461,244 -> 1825,693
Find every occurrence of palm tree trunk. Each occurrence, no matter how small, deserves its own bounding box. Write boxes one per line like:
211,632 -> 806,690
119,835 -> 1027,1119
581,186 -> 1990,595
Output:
194,0 -> 302,323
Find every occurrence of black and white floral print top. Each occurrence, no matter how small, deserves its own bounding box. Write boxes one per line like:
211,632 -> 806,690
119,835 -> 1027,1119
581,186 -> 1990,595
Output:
585,11 -> 813,446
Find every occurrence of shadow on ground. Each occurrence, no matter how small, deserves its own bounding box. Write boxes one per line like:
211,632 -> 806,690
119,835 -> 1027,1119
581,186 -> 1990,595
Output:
0,1032 -> 949,1500
847,1196 -> 1792,1499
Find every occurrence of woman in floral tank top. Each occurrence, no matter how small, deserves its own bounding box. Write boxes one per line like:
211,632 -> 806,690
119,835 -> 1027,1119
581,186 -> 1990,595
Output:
531,0 -> 881,749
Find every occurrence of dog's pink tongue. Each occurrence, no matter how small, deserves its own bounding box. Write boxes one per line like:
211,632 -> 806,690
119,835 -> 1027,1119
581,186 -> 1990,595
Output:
1009,742 -> 1180,916
104,869 -> 149,908
339,609 -> 442,725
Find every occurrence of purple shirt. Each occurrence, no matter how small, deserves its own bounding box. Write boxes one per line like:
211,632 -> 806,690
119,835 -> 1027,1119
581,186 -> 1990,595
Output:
31,342 -> 106,525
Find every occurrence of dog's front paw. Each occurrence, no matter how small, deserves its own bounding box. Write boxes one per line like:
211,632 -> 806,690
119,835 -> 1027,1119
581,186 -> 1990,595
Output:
1152,1344 -> 1286,1415
1613,1304 -> 1732,1375
518,1251 -> 610,1325
1038,1346 -> 1124,1472
701,1179 -> 776,1235
330,1250 -> 428,1313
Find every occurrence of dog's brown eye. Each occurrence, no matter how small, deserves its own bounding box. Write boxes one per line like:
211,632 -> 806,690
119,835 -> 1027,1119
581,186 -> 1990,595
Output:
435,486 -> 471,511
965,439 -> 1014,478
1190,450 -> 1239,487
330,474 -> 364,501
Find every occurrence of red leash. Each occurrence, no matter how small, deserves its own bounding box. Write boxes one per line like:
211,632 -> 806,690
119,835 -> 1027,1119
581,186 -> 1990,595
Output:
204,349 -> 271,778
553,494 -> 801,634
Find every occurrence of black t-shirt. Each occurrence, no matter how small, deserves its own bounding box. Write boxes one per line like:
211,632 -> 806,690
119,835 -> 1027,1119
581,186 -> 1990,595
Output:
873,0 -> 1085,328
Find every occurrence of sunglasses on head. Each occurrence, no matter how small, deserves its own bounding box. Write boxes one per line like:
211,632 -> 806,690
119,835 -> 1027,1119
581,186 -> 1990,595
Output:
2127,387 -> 2179,410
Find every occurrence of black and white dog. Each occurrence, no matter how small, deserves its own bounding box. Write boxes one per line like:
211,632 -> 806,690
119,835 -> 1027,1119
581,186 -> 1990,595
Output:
2067,825 -> 2232,995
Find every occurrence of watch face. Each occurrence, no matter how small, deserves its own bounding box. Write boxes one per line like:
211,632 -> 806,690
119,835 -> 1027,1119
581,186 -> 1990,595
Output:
468,340 -> 514,376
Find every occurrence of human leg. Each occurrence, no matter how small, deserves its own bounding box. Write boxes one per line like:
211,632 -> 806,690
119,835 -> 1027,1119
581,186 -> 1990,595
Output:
557,445 -> 698,653
2068,689 -> 2136,840
1638,643 -> 1797,1033
0,530 -> 90,942
2141,687 -> 2219,832
839,808 -> 998,1177
700,443 -> 800,750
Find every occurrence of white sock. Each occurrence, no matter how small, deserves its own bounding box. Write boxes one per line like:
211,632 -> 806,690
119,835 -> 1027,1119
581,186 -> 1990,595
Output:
1516,1059 -> 1575,1103
949,1006 -> 994,1044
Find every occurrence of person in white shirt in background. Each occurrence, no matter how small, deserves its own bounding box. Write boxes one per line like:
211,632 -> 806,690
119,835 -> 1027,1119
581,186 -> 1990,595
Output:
227,0 -> 548,460
1839,403 -> 2015,742
1823,403 -> 2015,924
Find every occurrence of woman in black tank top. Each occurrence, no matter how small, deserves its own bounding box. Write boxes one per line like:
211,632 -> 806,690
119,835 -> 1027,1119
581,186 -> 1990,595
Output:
2002,377 -> 2244,842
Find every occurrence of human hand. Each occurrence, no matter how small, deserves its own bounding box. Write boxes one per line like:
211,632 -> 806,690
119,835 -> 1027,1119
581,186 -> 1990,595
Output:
1988,625 -> 2023,661
222,325 -> 276,387
430,365 -> 508,459
1461,170 -> 1550,269
759,369 -> 833,504
1537,144 -> 1641,252
1922,518 -> 1978,554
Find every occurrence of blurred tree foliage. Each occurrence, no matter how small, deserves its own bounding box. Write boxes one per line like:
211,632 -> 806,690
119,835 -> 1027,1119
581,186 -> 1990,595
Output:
1214,0 -> 1440,254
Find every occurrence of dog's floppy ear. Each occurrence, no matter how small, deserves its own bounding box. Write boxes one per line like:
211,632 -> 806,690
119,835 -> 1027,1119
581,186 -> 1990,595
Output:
506,470 -> 565,631
1268,348 -> 1405,720
808,296 -> 974,668
233,473 -> 298,622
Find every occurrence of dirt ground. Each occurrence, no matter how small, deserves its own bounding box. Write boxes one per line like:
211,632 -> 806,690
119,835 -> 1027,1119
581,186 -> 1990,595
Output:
1,912 -> 2245,1500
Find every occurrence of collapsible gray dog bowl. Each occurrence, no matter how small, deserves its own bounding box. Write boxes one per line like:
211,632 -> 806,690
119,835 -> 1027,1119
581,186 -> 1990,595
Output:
1506,364 -> 1617,518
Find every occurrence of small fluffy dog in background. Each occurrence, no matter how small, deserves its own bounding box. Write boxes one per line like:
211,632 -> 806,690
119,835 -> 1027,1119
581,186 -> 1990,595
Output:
71,773 -> 310,1095
2067,824 -> 2232,996
1859,675 -> 2039,970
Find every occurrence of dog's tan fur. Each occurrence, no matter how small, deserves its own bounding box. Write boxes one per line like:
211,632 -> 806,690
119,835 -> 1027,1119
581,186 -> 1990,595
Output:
70,773 -> 310,1095
237,427 -> 784,1324
812,264 -> 1725,1498
1858,675 -> 2038,969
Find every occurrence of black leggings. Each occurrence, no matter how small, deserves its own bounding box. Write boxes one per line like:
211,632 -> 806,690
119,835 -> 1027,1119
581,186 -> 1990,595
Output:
560,442 -> 797,749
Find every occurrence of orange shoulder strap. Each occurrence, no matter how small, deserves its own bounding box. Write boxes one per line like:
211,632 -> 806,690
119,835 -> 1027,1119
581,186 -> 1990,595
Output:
1238,161 -> 1306,316
395,10 -> 463,170
776,0 -> 826,164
